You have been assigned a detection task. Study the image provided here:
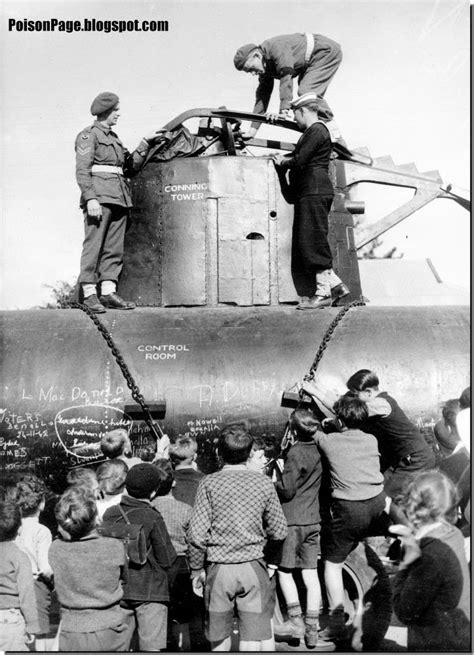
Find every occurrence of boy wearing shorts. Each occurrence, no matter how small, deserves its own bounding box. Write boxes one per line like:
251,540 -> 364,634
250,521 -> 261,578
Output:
274,409 -> 324,648
187,424 -> 288,651
314,395 -> 386,643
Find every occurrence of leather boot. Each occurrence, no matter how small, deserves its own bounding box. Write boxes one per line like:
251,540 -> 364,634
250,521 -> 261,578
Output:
296,295 -> 332,310
331,283 -> 350,305
83,294 -> 106,313
99,292 -> 136,310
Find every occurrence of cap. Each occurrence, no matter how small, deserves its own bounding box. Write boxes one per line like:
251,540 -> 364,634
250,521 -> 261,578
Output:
233,43 -> 258,70
90,92 -> 119,116
307,374 -> 346,418
125,463 -> 160,499
290,92 -> 319,110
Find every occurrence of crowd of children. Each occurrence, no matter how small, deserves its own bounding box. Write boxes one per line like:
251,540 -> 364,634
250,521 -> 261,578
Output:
0,372 -> 470,652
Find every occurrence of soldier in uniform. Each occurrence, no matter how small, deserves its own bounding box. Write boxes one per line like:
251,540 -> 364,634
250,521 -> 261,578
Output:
272,93 -> 349,310
233,33 -> 343,141
76,92 -> 162,313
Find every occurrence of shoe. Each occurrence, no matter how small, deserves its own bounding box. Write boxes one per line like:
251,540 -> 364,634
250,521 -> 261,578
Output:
305,625 -> 335,651
99,293 -> 136,310
273,615 -> 305,640
318,613 -> 349,643
83,294 -> 106,313
331,283 -> 350,305
296,295 -> 332,310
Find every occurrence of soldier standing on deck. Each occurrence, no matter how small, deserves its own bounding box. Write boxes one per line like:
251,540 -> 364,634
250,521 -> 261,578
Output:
76,92 -> 162,313
272,93 -> 349,310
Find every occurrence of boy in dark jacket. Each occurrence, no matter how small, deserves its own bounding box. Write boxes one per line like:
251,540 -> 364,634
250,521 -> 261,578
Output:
103,463 -> 177,652
274,409 -> 324,648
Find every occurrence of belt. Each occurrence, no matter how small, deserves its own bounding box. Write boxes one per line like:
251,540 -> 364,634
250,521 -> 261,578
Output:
304,33 -> 315,64
91,164 -> 123,174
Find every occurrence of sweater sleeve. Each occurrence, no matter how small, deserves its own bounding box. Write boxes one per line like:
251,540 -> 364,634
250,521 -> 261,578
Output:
392,551 -> 442,624
16,551 -> 41,634
37,525 -> 53,578
187,481 -> 212,570
263,484 -> 288,542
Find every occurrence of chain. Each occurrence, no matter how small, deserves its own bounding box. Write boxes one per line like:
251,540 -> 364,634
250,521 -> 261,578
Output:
303,298 -> 366,383
280,298 -> 365,453
63,302 -> 163,441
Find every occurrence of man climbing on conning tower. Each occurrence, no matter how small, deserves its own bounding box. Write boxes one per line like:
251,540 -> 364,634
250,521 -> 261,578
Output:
233,32 -> 344,144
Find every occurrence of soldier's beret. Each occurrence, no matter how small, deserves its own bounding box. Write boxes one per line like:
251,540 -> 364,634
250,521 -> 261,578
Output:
233,43 -> 259,70
290,92 -> 319,110
90,92 -> 119,116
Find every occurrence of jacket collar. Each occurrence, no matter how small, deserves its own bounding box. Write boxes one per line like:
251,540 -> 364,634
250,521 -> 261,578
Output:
121,494 -> 151,507
93,120 -> 112,135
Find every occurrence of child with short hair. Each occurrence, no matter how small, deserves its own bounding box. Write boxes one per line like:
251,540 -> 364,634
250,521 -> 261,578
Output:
13,476 -> 54,650
152,458 -> 198,651
96,458 -> 128,519
345,369 -> 436,500
49,486 -> 130,651
169,436 -> 204,506
391,470 -> 470,652
66,467 -> 101,498
103,463 -> 177,652
0,500 -> 41,651
313,394 -> 387,643
101,428 -> 143,468
273,409 -> 324,648
187,424 -> 288,652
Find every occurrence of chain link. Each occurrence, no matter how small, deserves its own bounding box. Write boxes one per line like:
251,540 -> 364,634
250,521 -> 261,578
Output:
63,301 -> 163,441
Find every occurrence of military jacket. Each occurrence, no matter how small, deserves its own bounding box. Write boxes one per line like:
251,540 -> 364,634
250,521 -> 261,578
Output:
253,33 -> 310,117
75,121 -> 149,208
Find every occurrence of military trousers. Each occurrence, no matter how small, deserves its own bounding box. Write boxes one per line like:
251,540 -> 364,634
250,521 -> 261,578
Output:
291,194 -> 334,297
298,34 -> 342,122
79,203 -> 129,285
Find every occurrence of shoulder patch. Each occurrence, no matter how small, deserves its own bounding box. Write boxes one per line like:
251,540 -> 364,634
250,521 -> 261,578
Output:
81,133 -> 90,140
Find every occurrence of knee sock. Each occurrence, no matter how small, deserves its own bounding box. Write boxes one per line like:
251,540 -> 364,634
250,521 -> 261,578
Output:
287,602 -> 303,618
305,610 -> 319,628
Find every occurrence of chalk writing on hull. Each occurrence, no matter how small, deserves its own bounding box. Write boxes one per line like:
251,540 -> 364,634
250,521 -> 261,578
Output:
54,404 -> 131,461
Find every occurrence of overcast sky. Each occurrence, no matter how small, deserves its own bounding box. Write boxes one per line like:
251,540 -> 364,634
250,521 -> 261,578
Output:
0,0 -> 470,309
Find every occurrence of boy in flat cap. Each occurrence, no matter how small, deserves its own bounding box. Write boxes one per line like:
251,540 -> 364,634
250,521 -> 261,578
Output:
234,33 -> 342,141
272,93 -> 349,309
76,92 -> 163,312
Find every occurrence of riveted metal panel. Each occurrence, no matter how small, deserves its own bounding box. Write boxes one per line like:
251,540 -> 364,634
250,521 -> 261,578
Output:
209,158 -> 271,305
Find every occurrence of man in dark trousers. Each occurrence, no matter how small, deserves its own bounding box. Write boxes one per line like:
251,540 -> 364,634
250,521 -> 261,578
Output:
272,93 -> 349,309
75,92 -> 162,313
233,33 -> 343,141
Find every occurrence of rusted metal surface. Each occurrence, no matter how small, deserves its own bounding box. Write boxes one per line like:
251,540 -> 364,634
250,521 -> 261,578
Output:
0,305 -> 469,483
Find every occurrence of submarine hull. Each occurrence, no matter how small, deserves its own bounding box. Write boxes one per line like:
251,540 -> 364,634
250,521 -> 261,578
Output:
0,304 -> 469,482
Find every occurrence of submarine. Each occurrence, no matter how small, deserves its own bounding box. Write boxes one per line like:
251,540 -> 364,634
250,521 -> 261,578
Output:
0,108 -> 469,650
